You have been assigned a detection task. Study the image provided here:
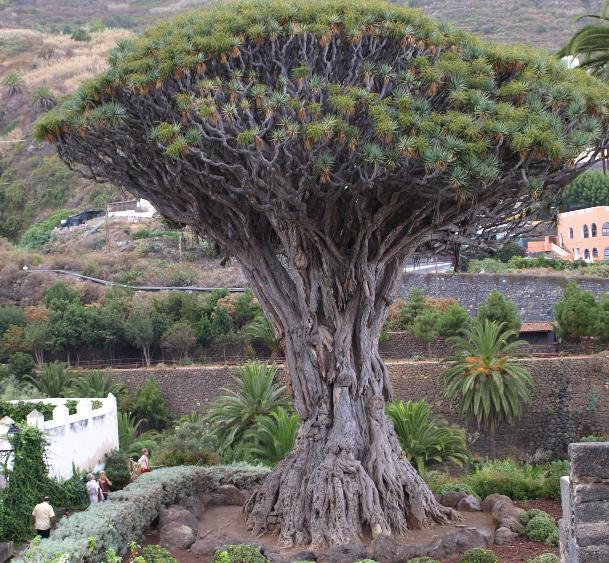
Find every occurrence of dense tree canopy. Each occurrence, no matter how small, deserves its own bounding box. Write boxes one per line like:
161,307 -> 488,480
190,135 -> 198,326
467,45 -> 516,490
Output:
561,170 -> 609,210
37,0 -> 609,550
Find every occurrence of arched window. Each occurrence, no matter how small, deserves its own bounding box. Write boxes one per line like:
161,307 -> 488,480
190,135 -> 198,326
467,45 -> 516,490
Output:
593,248 -> 599,259
583,225 -> 589,238
569,228 -> 574,239
592,223 -> 598,237
585,249 -> 591,260
603,223 -> 609,236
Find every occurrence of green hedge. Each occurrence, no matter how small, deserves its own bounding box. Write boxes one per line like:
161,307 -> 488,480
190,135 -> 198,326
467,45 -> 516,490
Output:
0,401 -> 54,422
17,464 -> 269,562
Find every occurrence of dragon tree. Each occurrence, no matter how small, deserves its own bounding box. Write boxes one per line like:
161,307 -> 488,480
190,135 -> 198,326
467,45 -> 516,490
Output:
36,0 -> 609,549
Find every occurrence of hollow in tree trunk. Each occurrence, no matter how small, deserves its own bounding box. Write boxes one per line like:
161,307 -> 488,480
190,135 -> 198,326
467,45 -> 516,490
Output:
239,244 -> 455,549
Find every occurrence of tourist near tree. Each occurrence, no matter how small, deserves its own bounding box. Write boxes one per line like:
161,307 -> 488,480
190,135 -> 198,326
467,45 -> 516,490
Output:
36,0 -> 609,549
442,320 -> 532,458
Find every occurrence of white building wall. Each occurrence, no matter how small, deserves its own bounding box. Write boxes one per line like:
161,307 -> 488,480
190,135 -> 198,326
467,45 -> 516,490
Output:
0,394 -> 119,480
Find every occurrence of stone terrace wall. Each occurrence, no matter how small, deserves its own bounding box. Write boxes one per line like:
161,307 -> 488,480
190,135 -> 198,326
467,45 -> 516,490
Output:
398,272 -> 609,322
110,354 -> 609,459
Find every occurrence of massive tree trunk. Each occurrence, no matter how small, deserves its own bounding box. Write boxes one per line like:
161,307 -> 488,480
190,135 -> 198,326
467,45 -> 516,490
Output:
237,235 -> 454,549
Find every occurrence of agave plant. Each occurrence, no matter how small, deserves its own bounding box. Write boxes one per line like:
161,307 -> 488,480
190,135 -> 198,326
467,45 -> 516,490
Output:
385,400 -> 469,473
244,407 -> 300,465
205,360 -> 290,451
442,319 -> 532,458
71,369 -> 127,399
24,361 -> 78,397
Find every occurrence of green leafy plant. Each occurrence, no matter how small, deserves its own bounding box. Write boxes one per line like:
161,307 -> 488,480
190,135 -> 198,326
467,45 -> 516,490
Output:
434,482 -> 479,499
142,545 -> 178,562
386,400 -> 469,472
458,548 -> 498,563
102,450 -> 131,490
523,509 -> 559,546
211,544 -> 268,563
242,314 -> 281,358
205,361 -> 290,451
0,400 -> 54,422
132,379 -> 173,431
243,406 -> 299,465
476,290 -> 521,333
24,361 -> 78,397
71,370 -> 127,399
443,320 -> 532,458
156,418 -> 220,466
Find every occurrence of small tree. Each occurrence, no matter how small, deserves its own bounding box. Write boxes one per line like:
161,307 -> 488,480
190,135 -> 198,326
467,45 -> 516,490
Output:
414,308 -> 441,358
132,379 -> 173,431
555,281 -> 601,341
23,321 -> 52,365
161,321 -> 196,362
125,302 -> 156,366
442,320 -> 532,458
477,290 -> 521,334
400,289 -> 428,328
0,325 -> 27,359
437,303 -> 470,338
0,305 -> 26,337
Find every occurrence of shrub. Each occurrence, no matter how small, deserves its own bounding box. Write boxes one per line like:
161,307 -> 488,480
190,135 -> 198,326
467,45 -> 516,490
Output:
211,544 -> 268,563
103,450 -> 132,490
525,511 -> 559,545
142,544 -> 178,562
20,210 -> 71,249
132,380 -> 173,431
526,555 -> 559,563
465,459 -> 546,500
542,460 -> 570,500
17,465 -> 269,562
386,400 -> 469,472
476,289 -> 521,333
243,407 -> 299,465
434,482 -> 479,499
0,400 -> 54,422
0,304 -> 26,336
8,352 -> 35,379
458,548 -> 498,563
156,419 -> 220,466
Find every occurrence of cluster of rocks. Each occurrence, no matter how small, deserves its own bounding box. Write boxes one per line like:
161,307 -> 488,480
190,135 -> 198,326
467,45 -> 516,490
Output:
159,484 -> 248,553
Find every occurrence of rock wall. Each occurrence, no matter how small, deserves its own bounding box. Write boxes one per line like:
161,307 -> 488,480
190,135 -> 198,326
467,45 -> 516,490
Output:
560,442 -> 609,562
110,354 -> 609,459
398,272 -> 609,322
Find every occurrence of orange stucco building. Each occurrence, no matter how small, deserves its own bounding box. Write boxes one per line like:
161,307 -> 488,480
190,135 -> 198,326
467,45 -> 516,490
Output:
556,206 -> 609,262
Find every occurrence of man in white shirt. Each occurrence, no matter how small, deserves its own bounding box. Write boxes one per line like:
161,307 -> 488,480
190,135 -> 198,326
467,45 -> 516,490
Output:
32,496 -> 55,538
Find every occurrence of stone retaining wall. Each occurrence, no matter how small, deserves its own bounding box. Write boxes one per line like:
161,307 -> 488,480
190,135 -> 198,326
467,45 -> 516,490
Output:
398,272 -> 609,322
560,442 -> 609,562
110,354 -> 609,459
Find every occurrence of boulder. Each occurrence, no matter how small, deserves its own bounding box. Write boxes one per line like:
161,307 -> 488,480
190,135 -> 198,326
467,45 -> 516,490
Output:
159,505 -> 199,530
439,491 -> 467,508
216,484 -> 248,506
426,527 -> 493,560
160,522 -> 196,549
491,499 -> 525,534
481,493 -> 512,513
371,535 -> 425,563
202,492 -> 228,506
179,495 -> 204,518
456,495 -> 482,512
191,531 -> 234,556
320,541 -> 368,563
494,526 -> 518,545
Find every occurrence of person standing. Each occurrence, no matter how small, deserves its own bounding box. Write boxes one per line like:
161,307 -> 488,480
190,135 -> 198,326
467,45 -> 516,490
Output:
86,473 -> 102,504
138,448 -> 150,474
98,471 -> 112,501
32,496 -> 55,538
128,455 -> 141,482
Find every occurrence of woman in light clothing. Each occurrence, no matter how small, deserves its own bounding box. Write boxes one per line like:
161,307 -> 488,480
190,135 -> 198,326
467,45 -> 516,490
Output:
86,473 -> 102,504
138,448 -> 150,474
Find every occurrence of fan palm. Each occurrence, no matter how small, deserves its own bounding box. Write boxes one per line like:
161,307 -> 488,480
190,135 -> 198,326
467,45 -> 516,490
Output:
442,320 -> 532,458
559,1 -> 609,76
205,361 -> 290,451
244,407 -> 299,465
385,400 -> 469,473
24,362 -> 78,397
71,370 -> 127,399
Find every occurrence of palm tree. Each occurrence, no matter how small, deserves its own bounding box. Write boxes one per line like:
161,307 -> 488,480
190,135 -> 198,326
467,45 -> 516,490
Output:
442,320 -> 532,458
71,370 -> 127,399
242,314 -> 282,359
205,361 -> 290,451
244,407 -> 299,465
117,412 -> 157,456
24,362 -> 78,397
385,400 -> 469,473
559,1 -> 609,76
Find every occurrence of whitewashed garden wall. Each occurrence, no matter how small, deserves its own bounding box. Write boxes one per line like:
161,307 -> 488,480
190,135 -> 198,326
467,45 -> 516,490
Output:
0,395 -> 119,479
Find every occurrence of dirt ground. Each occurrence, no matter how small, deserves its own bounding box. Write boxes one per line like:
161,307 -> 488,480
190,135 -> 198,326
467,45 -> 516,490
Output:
144,500 -> 561,563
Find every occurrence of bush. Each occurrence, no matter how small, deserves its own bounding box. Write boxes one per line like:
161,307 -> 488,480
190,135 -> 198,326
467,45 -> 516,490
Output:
434,482 -> 479,499
406,558 -> 441,563
103,450 -> 132,491
17,464 -> 269,562
156,419 -> 220,466
0,400 -> 54,422
465,459 -> 546,500
458,548 -> 498,563
20,210 -> 71,249
476,289 -> 521,333
142,545 -> 178,562
211,544 -> 268,563
526,555 -> 559,563
0,304 -> 26,336
132,380 -> 173,431
8,352 -> 35,379
524,509 -> 559,546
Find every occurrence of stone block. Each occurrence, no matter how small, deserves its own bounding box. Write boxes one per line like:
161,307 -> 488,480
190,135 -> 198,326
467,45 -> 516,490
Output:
569,442 -> 609,481
575,483 -> 609,503
574,521 -> 609,547
561,475 -> 572,520
574,500 -> 609,523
